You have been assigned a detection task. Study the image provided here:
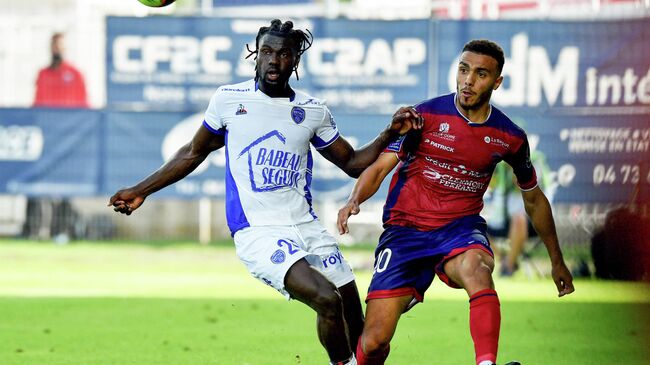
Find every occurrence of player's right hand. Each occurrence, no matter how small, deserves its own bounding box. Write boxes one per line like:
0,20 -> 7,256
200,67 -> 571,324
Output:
108,188 -> 145,216
337,201 -> 360,235
389,106 -> 423,135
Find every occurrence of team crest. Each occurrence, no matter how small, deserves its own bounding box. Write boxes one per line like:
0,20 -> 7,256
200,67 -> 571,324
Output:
270,249 -> 286,264
291,107 -> 306,124
439,122 -> 450,133
236,104 -> 247,115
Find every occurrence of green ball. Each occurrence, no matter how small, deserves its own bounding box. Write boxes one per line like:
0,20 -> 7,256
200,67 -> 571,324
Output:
137,0 -> 176,7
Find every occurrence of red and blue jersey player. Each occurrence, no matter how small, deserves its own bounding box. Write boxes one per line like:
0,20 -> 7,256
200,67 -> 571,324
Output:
337,39 -> 575,365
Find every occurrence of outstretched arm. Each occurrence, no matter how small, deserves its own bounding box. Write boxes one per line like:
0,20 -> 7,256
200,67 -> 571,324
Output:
319,106 -> 421,178
337,153 -> 399,234
109,125 -> 224,215
522,186 -> 575,297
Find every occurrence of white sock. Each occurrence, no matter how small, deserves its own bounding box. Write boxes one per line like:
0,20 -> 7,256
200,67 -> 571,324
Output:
478,361 -> 495,365
330,354 -> 356,365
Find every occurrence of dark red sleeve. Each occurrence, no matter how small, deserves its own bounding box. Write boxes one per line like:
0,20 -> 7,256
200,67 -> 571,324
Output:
382,130 -> 420,161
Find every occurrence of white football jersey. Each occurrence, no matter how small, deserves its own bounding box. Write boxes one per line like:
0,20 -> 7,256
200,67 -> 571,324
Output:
203,79 -> 340,235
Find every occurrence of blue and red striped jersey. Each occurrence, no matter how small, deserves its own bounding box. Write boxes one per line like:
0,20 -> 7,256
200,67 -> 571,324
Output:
382,93 -> 537,231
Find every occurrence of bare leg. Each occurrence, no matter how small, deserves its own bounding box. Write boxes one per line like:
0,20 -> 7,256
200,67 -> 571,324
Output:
284,259 -> 352,362
338,281 -> 365,352
358,296 -> 412,362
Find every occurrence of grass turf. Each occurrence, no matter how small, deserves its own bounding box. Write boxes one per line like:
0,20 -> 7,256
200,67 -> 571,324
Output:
0,240 -> 649,364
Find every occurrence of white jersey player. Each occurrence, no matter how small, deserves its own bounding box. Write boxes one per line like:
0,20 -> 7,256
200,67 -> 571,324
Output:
203,79 -> 357,303
110,19 -> 422,365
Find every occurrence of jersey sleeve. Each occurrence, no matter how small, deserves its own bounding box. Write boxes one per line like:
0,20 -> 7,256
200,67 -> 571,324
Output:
383,130 -> 419,161
310,106 -> 340,150
384,101 -> 425,160
504,135 -> 538,191
202,89 -> 226,136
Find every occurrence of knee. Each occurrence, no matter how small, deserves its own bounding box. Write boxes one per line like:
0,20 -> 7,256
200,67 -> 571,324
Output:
362,332 -> 390,357
457,252 -> 494,287
473,264 -> 494,284
312,286 -> 344,317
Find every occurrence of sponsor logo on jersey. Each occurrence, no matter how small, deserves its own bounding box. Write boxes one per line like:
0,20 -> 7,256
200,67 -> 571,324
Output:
291,106 -> 306,124
236,104 -> 247,115
422,167 -> 486,192
424,156 -> 489,178
428,122 -> 456,141
423,168 -> 442,180
484,135 -> 510,148
255,148 -> 302,190
424,138 -> 455,152
238,130 -> 303,192
321,250 -> 344,269
221,87 -> 251,92
298,98 -> 321,106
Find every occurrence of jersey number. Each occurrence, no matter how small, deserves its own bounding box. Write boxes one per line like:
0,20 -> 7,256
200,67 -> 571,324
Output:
374,248 -> 392,273
277,239 -> 299,255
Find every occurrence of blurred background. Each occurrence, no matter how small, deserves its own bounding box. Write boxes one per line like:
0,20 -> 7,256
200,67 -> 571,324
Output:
1,0 -> 648,280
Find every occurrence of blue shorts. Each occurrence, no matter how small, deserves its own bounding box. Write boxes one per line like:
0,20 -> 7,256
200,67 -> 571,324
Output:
367,215 -> 493,304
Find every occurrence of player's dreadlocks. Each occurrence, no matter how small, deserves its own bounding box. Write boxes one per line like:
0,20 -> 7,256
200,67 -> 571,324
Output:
246,19 -> 313,81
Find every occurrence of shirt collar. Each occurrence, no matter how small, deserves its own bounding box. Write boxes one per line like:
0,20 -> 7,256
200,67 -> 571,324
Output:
254,80 -> 296,102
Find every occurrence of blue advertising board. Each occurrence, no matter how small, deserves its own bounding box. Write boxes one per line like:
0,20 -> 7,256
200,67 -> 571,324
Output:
0,109 -> 101,197
107,17 -> 430,114
505,109 -> 649,204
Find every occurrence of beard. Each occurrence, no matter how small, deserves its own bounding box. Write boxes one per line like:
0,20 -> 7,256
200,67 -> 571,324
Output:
51,53 -> 63,67
458,87 -> 493,111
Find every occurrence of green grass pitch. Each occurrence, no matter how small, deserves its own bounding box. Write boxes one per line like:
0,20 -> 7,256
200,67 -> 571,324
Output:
0,240 -> 648,365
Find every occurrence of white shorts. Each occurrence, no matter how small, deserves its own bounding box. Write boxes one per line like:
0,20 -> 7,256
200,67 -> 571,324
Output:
233,219 -> 355,299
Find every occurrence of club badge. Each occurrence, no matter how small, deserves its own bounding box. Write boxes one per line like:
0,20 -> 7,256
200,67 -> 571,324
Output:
291,107 -> 305,124
270,249 -> 286,264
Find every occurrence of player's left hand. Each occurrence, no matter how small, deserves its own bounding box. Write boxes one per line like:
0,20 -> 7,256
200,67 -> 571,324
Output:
551,261 -> 575,297
389,106 -> 423,135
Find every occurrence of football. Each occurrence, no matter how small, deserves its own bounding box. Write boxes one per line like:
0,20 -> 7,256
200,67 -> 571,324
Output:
137,0 -> 176,7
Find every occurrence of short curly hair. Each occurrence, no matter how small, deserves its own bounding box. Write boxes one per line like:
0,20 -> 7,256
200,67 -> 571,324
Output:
462,39 -> 505,74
